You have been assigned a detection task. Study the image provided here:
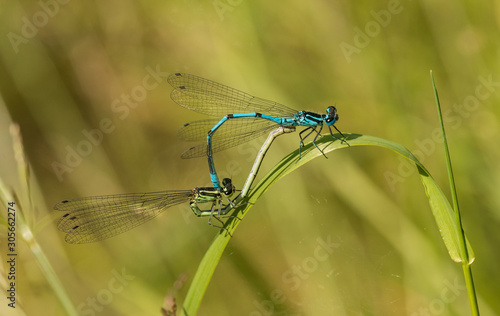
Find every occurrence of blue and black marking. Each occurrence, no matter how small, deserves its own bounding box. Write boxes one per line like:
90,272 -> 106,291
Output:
168,73 -> 348,189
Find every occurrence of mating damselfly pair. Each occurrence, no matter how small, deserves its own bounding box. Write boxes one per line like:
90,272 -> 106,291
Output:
55,73 -> 347,244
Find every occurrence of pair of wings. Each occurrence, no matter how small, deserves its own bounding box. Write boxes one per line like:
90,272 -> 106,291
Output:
55,190 -> 193,243
168,73 -> 298,158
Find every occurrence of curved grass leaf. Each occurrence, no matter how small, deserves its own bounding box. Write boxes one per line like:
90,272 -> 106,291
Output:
181,133 -> 474,315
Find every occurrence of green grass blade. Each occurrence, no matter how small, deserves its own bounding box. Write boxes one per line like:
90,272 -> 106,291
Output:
181,133 -> 474,315
7,124 -> 79,316
431,70 -> 479,315
430,71 -> 470,262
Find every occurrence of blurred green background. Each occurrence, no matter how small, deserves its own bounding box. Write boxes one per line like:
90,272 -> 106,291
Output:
1,0 -> 499,315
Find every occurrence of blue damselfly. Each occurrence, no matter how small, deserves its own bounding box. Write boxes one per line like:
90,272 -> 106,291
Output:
168,73 -> 348,190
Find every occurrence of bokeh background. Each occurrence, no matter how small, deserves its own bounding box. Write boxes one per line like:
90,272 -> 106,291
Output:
1,1 -> 499,315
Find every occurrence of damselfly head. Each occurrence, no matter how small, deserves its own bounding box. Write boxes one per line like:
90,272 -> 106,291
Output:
221,178 -> 236,196
325,106 -> 338,125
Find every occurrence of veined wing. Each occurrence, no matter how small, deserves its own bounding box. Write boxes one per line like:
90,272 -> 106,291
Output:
177,118 -> 284,159
177,119 -> 221,142
55,190 -> 192,243
168,73 -> 297,118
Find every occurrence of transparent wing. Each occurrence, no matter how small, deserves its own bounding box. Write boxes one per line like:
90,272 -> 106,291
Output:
177,118 -> 281,158
177,119 -> 221,142
55,190 -> 192,244
168,73 -> 297,118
